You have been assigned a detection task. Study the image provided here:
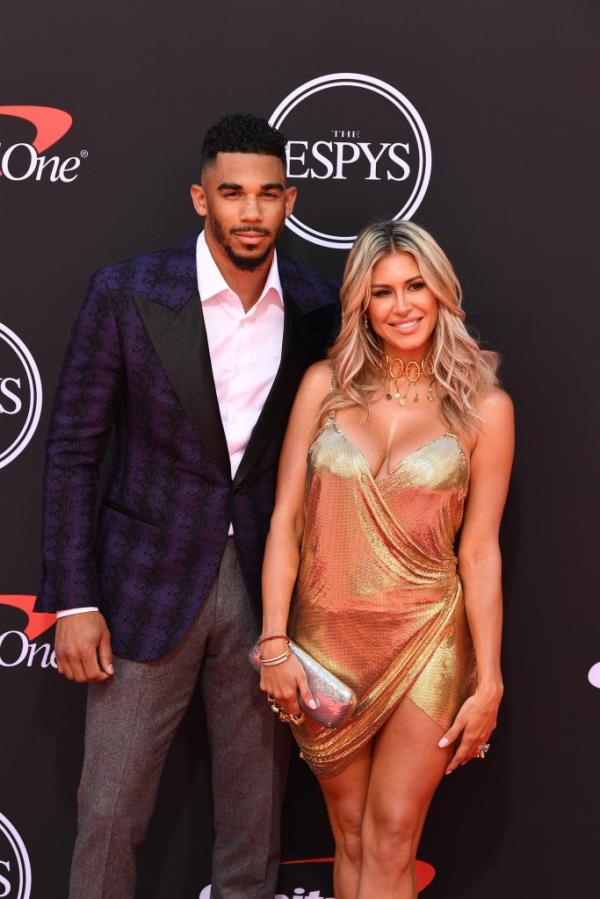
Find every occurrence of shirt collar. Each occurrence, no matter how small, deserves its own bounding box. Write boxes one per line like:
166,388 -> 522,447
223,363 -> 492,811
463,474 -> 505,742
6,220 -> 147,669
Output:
196,230 -> 283,309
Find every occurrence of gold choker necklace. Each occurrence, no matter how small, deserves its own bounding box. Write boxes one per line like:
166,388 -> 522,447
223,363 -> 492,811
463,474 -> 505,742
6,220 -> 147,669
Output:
382,354 -> 435,405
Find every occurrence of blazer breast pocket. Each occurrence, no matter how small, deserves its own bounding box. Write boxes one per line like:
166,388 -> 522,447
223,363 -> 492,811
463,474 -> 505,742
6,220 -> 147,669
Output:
101,498 -> 160,528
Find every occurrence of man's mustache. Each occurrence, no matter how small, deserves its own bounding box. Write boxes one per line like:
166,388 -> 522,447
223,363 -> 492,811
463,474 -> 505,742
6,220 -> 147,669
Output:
230,227 -> 271,236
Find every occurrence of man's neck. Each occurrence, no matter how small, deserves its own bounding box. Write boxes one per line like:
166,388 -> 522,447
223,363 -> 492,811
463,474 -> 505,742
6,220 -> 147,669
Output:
204,229 -> 274,313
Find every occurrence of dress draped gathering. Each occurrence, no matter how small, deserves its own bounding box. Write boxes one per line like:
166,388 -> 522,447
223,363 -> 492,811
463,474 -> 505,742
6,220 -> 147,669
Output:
289,418 -> 477,778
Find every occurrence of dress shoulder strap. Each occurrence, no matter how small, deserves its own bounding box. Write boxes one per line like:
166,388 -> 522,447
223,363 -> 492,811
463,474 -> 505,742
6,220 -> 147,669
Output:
328,366 -> 338,423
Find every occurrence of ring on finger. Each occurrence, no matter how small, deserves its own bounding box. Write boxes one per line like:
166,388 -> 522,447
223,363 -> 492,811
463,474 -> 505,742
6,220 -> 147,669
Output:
267,694 -> 281,714
476,742 -> 491,759
289,712 -> 305,725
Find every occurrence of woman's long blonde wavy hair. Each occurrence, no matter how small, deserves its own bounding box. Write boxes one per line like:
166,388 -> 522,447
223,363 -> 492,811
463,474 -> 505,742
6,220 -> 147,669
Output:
319,220 -> 499,435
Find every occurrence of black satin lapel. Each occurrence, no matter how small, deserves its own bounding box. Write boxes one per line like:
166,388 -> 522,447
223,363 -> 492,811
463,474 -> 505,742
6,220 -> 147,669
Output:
134,293 -> 231,480
232,293 -> 307,491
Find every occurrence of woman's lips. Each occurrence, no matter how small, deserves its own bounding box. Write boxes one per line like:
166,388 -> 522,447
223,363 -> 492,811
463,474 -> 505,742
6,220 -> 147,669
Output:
388,317 -> 423,334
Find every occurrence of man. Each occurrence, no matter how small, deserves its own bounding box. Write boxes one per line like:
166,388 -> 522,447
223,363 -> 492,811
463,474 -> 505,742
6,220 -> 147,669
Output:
35,114 -> 339,899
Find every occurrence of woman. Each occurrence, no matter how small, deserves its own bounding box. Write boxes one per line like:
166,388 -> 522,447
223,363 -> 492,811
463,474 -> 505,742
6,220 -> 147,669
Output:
259,220 -> 514,899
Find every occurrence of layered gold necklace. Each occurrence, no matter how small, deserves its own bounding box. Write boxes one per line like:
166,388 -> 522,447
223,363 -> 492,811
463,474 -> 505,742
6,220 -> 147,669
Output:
382,353 -> 435,405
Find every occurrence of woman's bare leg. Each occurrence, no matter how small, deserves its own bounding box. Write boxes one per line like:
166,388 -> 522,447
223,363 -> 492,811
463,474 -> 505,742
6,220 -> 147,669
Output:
357,699 -> 450,899
317,743 -> 372,899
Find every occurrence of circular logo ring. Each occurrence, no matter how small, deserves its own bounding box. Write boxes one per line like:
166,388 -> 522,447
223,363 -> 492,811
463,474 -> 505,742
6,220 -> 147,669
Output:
0,323 -> 42,469
0,812 -> 32,899
270,73 -> 432,249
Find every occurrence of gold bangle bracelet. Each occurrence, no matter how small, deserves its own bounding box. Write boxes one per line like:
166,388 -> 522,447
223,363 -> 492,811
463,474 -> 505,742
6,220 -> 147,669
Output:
260,648 -> 292,666
259,641 -> 291,664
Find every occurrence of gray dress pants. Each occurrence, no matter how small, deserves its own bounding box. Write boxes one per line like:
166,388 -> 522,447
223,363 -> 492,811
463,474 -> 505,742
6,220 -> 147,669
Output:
69,539 -> 291,899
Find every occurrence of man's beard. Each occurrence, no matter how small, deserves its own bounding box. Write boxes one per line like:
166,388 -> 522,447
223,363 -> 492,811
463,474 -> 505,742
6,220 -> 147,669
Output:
212,216 -> 278,271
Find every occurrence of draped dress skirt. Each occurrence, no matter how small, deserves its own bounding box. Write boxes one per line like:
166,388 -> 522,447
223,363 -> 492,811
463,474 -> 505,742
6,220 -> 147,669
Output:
288,421 -> 477,778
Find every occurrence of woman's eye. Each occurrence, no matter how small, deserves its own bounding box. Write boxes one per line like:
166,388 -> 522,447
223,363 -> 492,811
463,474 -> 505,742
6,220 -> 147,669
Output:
372,289 -> 391,298
408,281 -> 425,291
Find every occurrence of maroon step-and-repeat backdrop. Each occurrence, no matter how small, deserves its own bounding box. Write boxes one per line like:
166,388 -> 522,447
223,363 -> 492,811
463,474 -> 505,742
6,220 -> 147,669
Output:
1,1 -> 599,897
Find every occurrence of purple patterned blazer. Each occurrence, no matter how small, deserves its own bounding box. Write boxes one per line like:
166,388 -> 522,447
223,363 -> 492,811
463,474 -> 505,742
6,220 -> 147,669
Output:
35,235 -> 339,661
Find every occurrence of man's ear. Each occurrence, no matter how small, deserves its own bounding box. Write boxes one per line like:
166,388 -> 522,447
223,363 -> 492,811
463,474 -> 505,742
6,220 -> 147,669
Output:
190,184 -> 207,217
285,185 -> 297,218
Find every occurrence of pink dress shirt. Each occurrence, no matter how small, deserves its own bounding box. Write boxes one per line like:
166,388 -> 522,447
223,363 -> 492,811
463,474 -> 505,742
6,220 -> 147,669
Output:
196,230 -> 284,481
57,231 -> 284,617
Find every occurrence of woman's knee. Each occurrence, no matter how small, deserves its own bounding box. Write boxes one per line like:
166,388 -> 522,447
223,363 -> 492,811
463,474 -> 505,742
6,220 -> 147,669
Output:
361,807 -> 419,873
334,806 -> 365,867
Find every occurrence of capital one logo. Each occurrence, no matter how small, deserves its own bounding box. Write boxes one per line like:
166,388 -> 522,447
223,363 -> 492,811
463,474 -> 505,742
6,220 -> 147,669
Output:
0,324 -> 42,469
269,73 -> 432,249
0,105 -> 85,183
0,596 -> 56,669
0,813 -> 31,899
199,857 -> 435,896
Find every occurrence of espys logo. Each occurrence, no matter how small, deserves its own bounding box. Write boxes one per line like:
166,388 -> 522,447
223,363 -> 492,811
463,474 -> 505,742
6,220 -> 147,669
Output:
0,812 -> 32,899
588,662 -> 600,688
269,73 -> 432,249
0,596 -> 56,669
199,857 -> 435,897
0,105 -> 86,183
0,323 -> 42,469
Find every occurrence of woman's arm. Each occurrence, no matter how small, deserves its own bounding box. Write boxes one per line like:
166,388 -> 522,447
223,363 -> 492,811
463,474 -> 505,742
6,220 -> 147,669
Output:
440,387 -> 515,773
258,360 -> 333,716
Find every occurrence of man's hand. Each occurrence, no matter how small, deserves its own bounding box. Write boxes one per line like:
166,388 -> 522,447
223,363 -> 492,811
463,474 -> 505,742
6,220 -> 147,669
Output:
55,612 -> 114,683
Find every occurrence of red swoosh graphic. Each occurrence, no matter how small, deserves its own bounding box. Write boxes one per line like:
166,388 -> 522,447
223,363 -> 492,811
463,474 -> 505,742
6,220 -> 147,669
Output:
0,594 -> 56,639
281,857 -> 435,892
0,105 -> 73,176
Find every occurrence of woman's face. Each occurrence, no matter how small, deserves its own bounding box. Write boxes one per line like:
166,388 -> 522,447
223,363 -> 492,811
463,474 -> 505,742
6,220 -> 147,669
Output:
366,251 -> 438,360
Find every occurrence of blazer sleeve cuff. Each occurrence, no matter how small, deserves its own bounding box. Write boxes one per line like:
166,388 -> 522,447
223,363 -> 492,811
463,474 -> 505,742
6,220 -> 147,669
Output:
35,559 -> 99,614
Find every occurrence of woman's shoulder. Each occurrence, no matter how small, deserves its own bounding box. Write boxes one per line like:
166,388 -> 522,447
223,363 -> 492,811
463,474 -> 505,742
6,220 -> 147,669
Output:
299,359 -> 335,394
470,387 -> 514,455
459,388 -> 513,456
294,359 -> 332,418
289,360 -> 334,425
476,386 -> 513,423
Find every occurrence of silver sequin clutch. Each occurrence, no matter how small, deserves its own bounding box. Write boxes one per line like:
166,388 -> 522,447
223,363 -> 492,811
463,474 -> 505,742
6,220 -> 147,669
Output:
250,639 -> 356,729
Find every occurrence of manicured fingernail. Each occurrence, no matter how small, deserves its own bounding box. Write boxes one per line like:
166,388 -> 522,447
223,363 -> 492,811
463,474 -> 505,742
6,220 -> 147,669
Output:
308,699 -> 318,710
438,737 -> 449,748
108,664 -> 114,674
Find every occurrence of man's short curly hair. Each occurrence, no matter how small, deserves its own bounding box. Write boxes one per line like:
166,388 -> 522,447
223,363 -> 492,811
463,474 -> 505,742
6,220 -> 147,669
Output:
200,113 -> 287,173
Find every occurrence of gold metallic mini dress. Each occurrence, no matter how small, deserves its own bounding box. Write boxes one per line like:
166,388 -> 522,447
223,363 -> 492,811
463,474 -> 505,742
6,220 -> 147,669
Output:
288,420 -> 477,778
